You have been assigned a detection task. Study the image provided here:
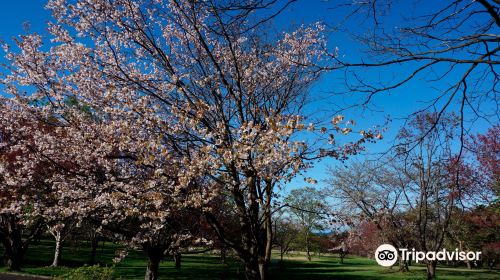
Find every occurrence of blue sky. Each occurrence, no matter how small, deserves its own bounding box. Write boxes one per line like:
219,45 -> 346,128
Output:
0,0 -> 496,193
0,1 -> 49,39
272,1 -> 497,192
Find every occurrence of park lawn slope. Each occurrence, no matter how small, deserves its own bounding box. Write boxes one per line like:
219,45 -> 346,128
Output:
0,241 -> 498,279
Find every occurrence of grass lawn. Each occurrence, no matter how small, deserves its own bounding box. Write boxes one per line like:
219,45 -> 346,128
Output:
0,240 -> 498,279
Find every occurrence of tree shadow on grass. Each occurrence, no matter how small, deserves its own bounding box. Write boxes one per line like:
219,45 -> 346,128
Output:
435,268 -> 500,279
1,242 -> 499,279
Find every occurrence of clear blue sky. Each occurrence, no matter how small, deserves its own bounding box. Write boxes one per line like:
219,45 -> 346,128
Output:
0,0 -> 495,193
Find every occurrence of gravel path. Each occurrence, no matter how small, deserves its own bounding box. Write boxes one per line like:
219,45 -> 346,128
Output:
0,273 -> 51,280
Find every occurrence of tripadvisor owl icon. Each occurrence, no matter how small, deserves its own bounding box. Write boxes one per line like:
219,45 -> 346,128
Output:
375,244 -> 398,267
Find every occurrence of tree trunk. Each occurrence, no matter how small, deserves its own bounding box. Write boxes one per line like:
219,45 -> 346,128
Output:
89,236 -> 99,265
306,245 -> 311,261
426,260 -> 437,280
238,243 -> 270,280
0,215 -> 42,271
466,260 -> 472,269
145,257 -> 160,280
261,207 -> 272,279
305,231 -> 311,261
143,245 -> 165,280
244,258 -> 261,280
239,242 -> 270,280
205,178 -> 273,280
5,255 -> 22,271
258,261 -> 268,280
1,228 -> 25,271
51,234 -> 62,267
399,257 -> 409,272
173,252 -> 181,269
220,247 -> 226,265
459,241 -> 472,269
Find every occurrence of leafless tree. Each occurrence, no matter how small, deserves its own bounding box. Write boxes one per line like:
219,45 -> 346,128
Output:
395,112 -> 464,279
325,160 -> 415,271
328,0 -> 499,148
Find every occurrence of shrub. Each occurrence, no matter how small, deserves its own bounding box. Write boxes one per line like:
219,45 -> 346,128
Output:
55,265 -> 115,280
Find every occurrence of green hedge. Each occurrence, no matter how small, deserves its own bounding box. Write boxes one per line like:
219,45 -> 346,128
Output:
55,265 -> 115,280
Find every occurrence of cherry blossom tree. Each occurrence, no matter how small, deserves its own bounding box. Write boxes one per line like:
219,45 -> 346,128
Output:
1,62 -> 211,279
47,218 -> 76,267
346,221 -> 381,258
447,126 -> 499,270
0,101 -> 50,271
469,126 -> 499,199
1,1 -> 381,279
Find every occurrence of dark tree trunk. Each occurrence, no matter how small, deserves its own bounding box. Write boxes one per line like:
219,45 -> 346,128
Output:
5,256 -> 22,271
220,247 -> 226,264
145,257 -> 160,280
239,230 -> 271,280
240,186 -> 272,280
258,260 -> 268,280
173,252 -> 181,269
143,245 -> 165,280
244,257 -> 260,280
204,179 -> 274,280
426,260 -> 437,279
3,244 -> 23,272
0,217 -> 28,271
399,257 -> 409,272
488,258 -> 494,270
89,236 -> 99,265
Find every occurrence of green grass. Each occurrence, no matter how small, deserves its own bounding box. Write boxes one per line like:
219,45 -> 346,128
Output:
0,240 -> 498,279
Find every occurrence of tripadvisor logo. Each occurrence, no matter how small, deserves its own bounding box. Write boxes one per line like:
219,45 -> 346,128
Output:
374,244 -> 482,267
375,244 -> 398,267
